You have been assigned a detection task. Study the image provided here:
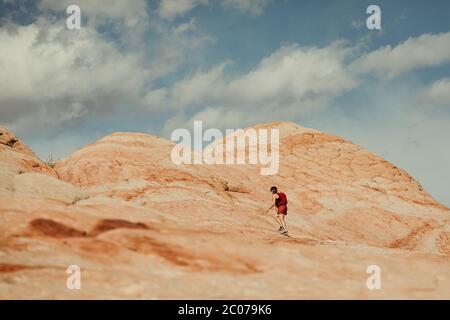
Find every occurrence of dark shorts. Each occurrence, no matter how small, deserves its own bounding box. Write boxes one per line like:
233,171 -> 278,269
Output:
277,205 -> 287,215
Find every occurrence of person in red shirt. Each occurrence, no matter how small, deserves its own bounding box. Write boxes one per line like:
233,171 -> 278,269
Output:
265,186 -> 288,235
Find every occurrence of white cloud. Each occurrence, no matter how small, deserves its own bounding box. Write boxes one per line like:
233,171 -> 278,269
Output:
416,78 -> 450,109
0,18 -> 151,132
168,62 -> 229,110
352,32 -> 450,78
158,42 -> 359,133
224,43 -> 357,108
0,7 -> 213,132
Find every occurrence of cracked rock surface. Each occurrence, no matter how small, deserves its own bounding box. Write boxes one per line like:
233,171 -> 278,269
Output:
0,122 -> 449,299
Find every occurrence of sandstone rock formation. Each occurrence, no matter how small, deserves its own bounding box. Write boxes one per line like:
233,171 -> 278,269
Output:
0,122 -> 449,299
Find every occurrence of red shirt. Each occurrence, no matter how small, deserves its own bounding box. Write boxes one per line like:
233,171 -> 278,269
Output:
275,192 -> 287,207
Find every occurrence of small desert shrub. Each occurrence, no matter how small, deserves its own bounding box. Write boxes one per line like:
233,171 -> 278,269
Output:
46,154 -> 58,169
6,138 -> 18,147
71,194 -> 89,205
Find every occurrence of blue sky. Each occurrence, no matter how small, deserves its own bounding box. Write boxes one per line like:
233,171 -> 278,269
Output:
0,0 -> 449,206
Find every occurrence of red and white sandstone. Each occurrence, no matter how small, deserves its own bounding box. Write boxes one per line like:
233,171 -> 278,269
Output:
0,122 -> 449,299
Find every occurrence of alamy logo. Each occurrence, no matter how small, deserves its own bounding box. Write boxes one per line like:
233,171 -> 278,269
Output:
366,5 -> 381,30
366,265 -> 381,290
66,5 -> 81,30
171,121 -> 279,175
66,265 -> 81,289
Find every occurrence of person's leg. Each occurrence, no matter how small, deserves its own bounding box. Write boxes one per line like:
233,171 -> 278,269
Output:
276,214 -> 285,231
279,214 -> 287,231
274,215 -> 282,226
274,214 -> 284,231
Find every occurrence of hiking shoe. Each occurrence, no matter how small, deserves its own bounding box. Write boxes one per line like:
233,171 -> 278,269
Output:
278,226 -> 284,232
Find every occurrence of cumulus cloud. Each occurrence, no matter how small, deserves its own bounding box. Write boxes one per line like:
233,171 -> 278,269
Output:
150,42 -> 358,132
0,18 -> 150,132
351,32 -> 450,78
222,43 -> 357,109
0,3 -> 213,133
159,31 -> 450,138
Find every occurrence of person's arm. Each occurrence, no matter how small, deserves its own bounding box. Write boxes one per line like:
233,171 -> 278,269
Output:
265,194 -> 279,213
